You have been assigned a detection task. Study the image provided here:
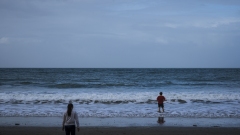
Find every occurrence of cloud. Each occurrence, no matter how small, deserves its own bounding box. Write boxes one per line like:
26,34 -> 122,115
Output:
164,23 -> 178,28
193,18 -> 240,28
0,0 -> 240,68
155,38 -> 168,45
0,37 -> 42,45
0,37 -> 9,44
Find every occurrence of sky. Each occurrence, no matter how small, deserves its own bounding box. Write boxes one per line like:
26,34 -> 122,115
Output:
0,0 -> 240,68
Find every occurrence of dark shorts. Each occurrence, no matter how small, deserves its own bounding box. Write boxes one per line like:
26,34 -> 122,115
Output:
158,103 -> 164,108
65,125 -> 75,135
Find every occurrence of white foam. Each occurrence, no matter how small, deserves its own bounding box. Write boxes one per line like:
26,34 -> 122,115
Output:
1,102 -> 240,118
0,89 -> 240,118
0,90 -> 239,103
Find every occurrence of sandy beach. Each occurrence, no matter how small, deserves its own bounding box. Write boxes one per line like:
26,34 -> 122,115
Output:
0,126 -> 240,135
1,117 -> 240,127
0,117 -> 240,135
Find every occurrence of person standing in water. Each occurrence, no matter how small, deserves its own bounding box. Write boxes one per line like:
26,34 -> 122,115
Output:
157,92 -> 166,113
62,102 -> 80,135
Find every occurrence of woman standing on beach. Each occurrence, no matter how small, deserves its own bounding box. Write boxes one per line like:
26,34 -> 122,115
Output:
62,102 -> 80,135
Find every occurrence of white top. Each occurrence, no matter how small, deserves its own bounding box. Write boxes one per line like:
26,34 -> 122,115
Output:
62,110 -> 79,128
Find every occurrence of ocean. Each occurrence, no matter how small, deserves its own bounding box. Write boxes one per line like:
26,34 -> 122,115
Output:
0,68 -> 239,118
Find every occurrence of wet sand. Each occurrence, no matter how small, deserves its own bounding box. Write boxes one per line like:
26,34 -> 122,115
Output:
1,117 -> 240,127
0,126 -> 240,135
1,117 -> 240,135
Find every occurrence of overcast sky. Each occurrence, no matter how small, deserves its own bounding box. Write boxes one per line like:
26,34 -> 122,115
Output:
0,0 -> 240,68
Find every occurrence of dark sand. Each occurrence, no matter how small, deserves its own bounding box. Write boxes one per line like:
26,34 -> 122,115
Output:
1,117 -> 240,127
0,126 -> 240,135
1,117 -> 240,135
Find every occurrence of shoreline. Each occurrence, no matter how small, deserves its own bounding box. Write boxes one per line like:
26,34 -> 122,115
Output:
0,117 -> 240,127
1,117 -> 240,135
0,126 -> 240,135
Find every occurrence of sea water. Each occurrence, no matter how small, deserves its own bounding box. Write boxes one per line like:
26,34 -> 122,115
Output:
0,68 -> 239,118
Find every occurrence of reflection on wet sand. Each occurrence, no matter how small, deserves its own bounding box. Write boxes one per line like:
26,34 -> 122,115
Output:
157,117 -> 165,124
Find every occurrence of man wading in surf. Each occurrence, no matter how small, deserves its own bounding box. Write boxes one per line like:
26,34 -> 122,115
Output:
157,92 -> 166,113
